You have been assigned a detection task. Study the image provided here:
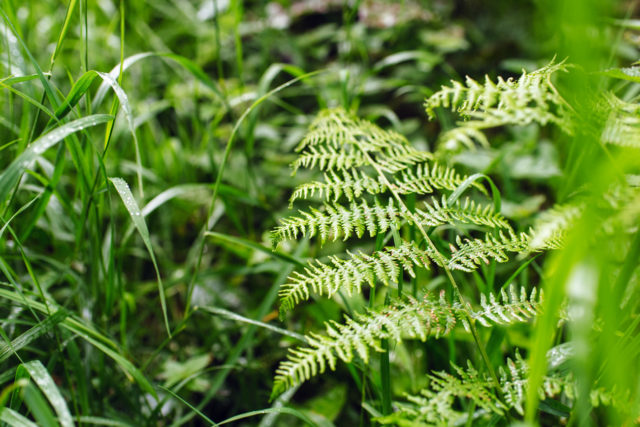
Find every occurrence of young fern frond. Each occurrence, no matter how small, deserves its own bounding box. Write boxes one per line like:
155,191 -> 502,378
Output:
272,293 -> 460,398
291,145 -> 368,173
273,287 -> 543,397
290,169 -> 384,205
528,203 -> 583,250
271,198 -> 402,245
418,196 -> 511,229
296,107 -> 416,152
379,350 -> 638,426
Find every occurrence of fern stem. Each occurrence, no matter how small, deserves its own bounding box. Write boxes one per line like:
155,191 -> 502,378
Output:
357,147 -> 508,407
380,336 -> 392,415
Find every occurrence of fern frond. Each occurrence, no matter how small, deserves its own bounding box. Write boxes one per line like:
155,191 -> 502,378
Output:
273,196 -> 509,246
374,147 -> 434,173
297,107 -> 413,153
271,198 -> 402,245
426,60 -> 574,153
425,59 -> 569,119
272,293 -> 461,397
289,170 -> 383,204
278,240 -> 435,313
470,285 -> 542,328
528,203 -> 583,250
601,92 -> 640,149
289,162 -> 483,205
291,145 -> 367,174
294,107 -> 436,176
394,162 -> 486,194
418,196 -> 511,229
437,125 -> 490,151
379,353 -> 574,425
445,229 -> 531,272
273,289 -> 548,397
430,361 -> 506,415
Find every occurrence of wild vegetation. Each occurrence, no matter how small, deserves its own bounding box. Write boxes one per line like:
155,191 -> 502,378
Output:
0,0 -> 639,426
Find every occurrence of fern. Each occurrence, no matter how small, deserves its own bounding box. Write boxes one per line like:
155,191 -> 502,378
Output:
600,92 -> 640,149
272,286 -> 542,398
377,353 -> 571,426
272,196 -> 510,246
270,58 -> 640,424
272,106 -> 543,399
444,229 -> 531,272
278,240 -> 434,313
378,351 -> 638,426
425,59 -> 574,152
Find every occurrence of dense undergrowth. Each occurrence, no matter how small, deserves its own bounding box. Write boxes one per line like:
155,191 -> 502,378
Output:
0,0 -> 639,426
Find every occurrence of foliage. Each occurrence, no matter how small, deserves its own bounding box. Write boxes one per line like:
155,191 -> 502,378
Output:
0,0 -> 639,425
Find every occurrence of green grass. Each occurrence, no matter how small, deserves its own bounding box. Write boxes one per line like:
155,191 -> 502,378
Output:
0,0 -> 639,425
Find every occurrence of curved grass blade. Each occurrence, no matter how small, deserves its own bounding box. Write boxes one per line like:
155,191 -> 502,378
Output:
98,72 -> 144,195
0,80 -> 56,119
217,408 -> 315,426
22,360 -> 73,427
75,416 -> 135,426
92,52 -> 226,111
52,71 -> 98,120
447,173 -> 501,213
199,306 -> 305,341
49,0 -> 77,70
0,74 -> 45,86
0,114 -> 113,205
161,385 -> 217,426
22,382 -> 58,427
109,177 -> 170,337
204,231 -> 305,267
185,69 -> 327,313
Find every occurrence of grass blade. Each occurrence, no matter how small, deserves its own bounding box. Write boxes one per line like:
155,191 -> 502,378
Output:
0,407 -> 39,427
217,407 -> 315,426
109,177 -> 170,337
0,287 -> 156,397
22,382 -> 58,427
0,114 -> 113,205
204,231 -> 305,267
0,310 -> 68,363
22,360 -> 73,427
52,70 -> 98,120
199,306 -> 306,341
